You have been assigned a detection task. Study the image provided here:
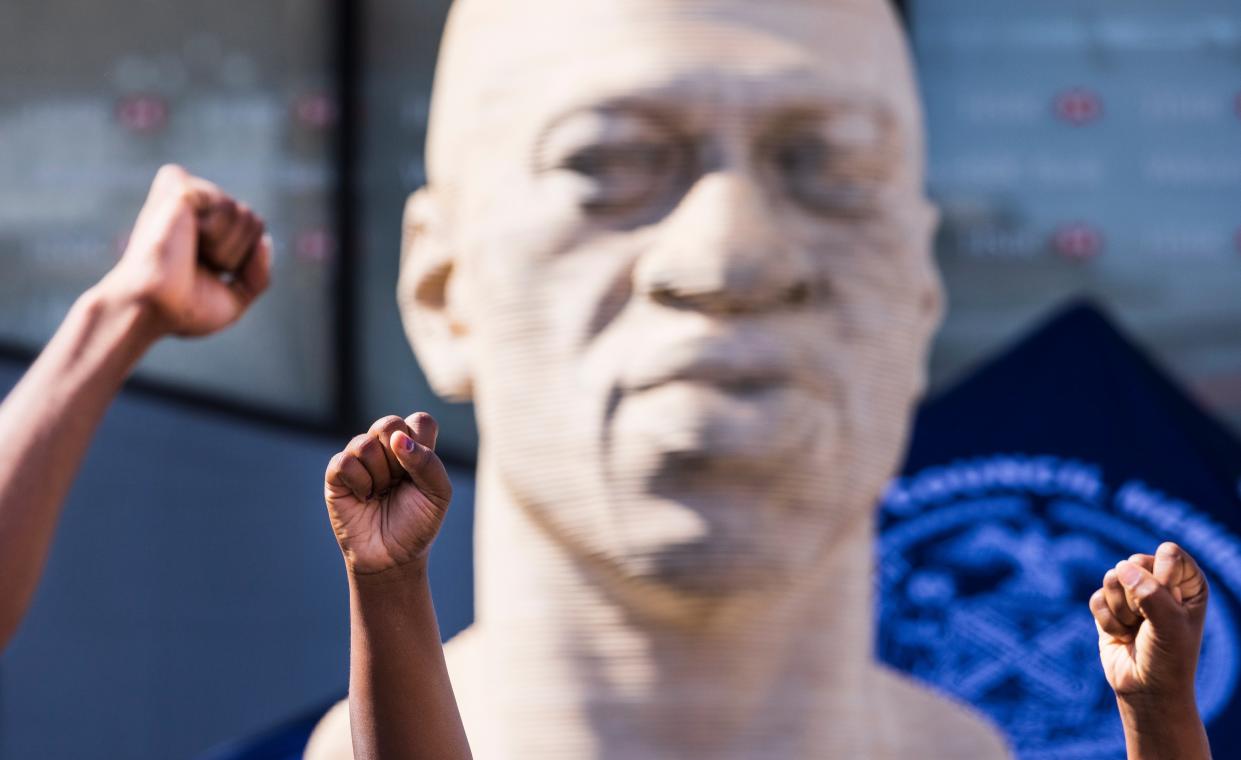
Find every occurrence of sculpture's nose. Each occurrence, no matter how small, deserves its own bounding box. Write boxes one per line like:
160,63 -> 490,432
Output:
633,171 -> 818,315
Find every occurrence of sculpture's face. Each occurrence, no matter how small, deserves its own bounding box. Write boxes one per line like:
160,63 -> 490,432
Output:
404,0 -> 942,608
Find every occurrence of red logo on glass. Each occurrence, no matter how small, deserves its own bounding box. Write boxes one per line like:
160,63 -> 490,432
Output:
1054,88 -> 1103,126
1052,223 -> 1104,261
116,94 -> 169,135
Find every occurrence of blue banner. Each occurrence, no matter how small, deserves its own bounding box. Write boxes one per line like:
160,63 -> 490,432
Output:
878,300 -> 1241,759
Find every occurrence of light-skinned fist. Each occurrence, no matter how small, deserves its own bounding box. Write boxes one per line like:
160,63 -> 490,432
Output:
98,164 -> 272,337
1089,541 -> 1209,702
324,413 -> 453,577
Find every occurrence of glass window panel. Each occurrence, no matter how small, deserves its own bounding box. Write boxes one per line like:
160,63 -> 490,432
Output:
912,0 -> 1241,432
0,0 -> 339,422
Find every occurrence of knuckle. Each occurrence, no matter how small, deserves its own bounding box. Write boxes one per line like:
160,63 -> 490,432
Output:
369,415 -> 406,435
357,439 -> 384,461
174,186 -> 196,210
1159,541 -> 1182,555
409,411 -> 440,444
1101,618 -> 1127,636
334,456 -> 360,485
341,458 -> 369,488
356,436 -> 383,458
156,163 -> 186,183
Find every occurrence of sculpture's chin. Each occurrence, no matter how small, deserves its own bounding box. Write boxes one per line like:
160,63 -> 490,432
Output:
622,541 -> 796,600
582,489 -> 830,613
585,415 -> 848,609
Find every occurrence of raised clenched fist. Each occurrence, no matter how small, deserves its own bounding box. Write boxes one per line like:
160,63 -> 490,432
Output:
98,164 -> 272,337
1089,542 -> 1209,701
324,413 -> 453,577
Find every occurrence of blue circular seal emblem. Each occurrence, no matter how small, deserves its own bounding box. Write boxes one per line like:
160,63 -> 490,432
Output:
877,454 -> 1241,760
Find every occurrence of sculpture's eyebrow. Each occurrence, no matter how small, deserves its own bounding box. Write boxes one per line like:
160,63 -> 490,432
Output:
537,78 -> 900,141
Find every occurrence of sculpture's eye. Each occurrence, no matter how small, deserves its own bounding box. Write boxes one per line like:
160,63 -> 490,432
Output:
562,142 -> 679,213
537,109 -> 686,216
762,109 -> 895,218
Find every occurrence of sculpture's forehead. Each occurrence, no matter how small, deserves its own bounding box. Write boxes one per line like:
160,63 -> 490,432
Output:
436,0 -> 915,116
446,0 -> 897,40
427,0 -> 921,191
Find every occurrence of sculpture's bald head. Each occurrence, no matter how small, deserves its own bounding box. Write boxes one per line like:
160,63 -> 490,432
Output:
424,0 -> 924,214
401,0 -> 939,610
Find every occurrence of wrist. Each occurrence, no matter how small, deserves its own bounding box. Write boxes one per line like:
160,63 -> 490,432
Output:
79,279 -> 166,348
1116,689 -> 1199,721
347,559 -> 430,595
1117,691 -> 1209,760
347,560 -> 436,635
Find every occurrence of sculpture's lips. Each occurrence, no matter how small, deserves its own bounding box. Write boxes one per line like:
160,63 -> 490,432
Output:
619,343 -> 808,396
624,362 -> 789,394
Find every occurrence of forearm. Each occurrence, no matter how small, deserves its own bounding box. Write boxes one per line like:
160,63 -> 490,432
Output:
0,286 -> 159,646
1118,695 -> 1212,760
348,563 -> 471,760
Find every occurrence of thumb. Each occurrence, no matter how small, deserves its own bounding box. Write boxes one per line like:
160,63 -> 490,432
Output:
1152,541 -> 1186,604
389,430 -> 453,506
1117,559 -> 1183,631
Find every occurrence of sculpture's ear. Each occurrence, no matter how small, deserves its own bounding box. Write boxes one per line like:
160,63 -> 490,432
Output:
397,188 -> 474,401
920,201 -> 945,326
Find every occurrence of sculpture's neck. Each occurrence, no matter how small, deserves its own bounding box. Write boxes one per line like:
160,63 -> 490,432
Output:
465,450 -> 885,759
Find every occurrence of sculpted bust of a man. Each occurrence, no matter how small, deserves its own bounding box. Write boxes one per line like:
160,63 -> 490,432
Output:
309,0 -> 1011,757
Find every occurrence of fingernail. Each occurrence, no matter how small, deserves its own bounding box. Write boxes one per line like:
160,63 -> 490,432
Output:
402,435 -> 415,452
1117,561 -> 1142,587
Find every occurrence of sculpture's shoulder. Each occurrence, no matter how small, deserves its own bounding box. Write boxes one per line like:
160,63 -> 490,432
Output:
441,625 -> 495,755
302,625 -> 484,760
873,664 -> 1012,760
303,697 -> 351,760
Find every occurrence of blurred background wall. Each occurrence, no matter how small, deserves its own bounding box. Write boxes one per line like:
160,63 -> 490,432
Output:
0,0 -> 1238,757
918,0 -> 1241,430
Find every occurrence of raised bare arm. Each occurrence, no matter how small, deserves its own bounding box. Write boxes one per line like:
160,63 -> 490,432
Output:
1089,542 -> 1213,760
323,412 -> 472,760
0,164 -> 271,649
